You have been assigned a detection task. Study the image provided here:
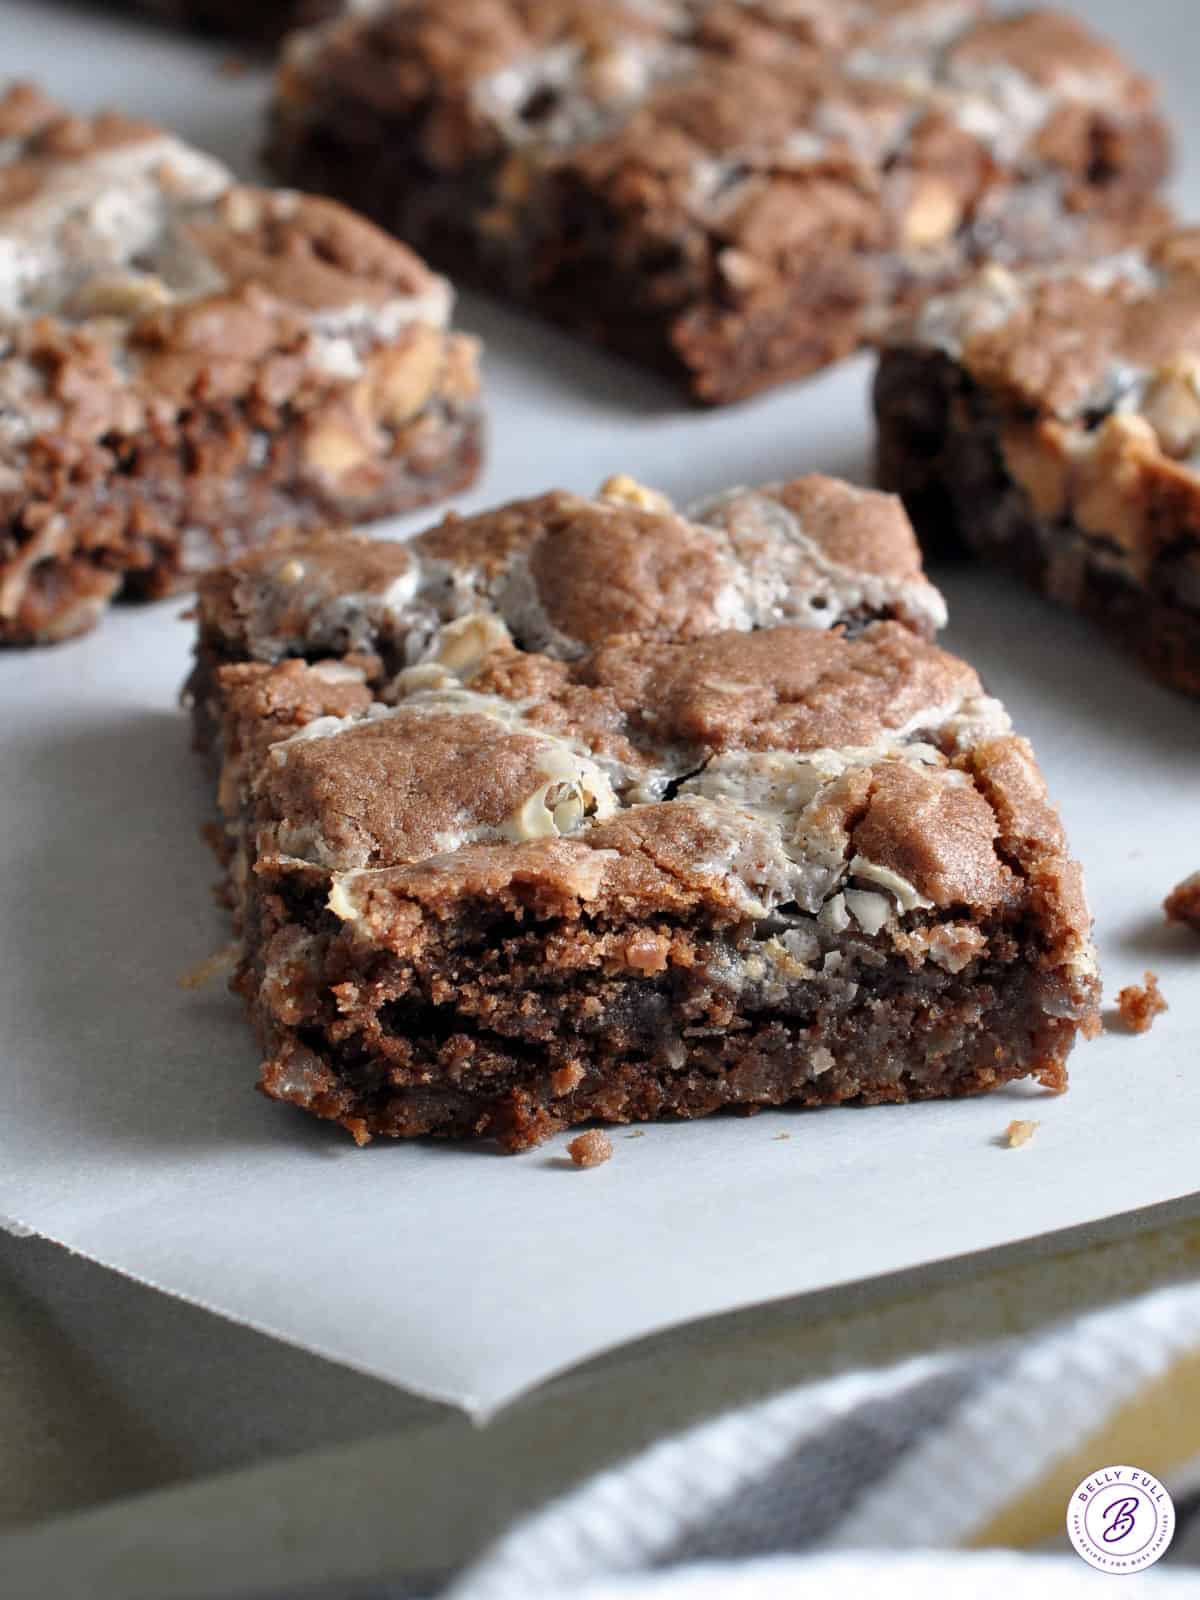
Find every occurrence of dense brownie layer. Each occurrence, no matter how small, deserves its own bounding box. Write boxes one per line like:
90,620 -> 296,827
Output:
875,232 -> 1200,696
195,477 -> 1099,1151
267,1 -> 1170,403
186,472 -> 948,745
0,82 -> 482,646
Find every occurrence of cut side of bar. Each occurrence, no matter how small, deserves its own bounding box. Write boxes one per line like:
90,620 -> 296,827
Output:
0,82 -> 482,646
267,1 -> 1171,404
191,475 -> 1099,1150
875,232 -> 1200,697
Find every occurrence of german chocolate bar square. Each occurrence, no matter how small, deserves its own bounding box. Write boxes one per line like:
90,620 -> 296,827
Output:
0,83 -> 481,645
267,1 -> 1170,403
192,475 -> 1098,1149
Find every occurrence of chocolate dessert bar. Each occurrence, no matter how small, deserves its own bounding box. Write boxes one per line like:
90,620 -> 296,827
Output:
266,1 -> 1170,404
875,232 -> 1200,697
193,476 -> 1099,1150
0,82 -> 482,646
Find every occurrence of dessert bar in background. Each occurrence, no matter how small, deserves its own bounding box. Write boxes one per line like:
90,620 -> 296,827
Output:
875,232 -> 1200,698
0,82 -> 482,647
190,476 -> 1099,1151
267,0 -> 1171,404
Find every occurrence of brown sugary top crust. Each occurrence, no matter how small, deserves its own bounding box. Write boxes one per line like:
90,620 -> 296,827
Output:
275,0 -> 1164,323
757,476 -> 926,584
256,618 -> 982,872
197,474 -> 945,669
288,1 -> 1139,115
330,722 -> 1084,937
581,616 -> 972,749
259,707 -> 577,869
0,82 -> 441,314
216,658 -> 376,809
244,616 -> 1090,949
948,244 -> 1200,419
197,528 -> 417,662
422,492 -> 744,645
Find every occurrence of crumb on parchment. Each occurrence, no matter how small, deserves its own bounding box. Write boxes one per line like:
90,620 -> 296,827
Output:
1005,1119 -> 1040,1148
178,944 -> 238,990
1164,873 -> 1200,933
567,1131 -> 613,1168
1117,971 -> 1168,1034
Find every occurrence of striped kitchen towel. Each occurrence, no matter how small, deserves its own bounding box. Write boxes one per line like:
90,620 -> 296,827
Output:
445,1278 -> 1200,1599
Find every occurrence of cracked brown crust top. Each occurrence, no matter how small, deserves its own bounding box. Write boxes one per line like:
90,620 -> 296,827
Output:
204,474 -> 1087,943
194,472 -> 946,676
241,617 -> 1088,979
269,0 -> 1170,401
907,235 -> 1200,422
579,621 -> 971,750
232,611 -> 1095,1006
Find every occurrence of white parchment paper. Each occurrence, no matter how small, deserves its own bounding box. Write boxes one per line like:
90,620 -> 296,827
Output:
0,0 -> 1197,1418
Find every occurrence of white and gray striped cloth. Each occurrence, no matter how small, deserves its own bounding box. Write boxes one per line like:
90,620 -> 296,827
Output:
245,1280 -> 1200,1599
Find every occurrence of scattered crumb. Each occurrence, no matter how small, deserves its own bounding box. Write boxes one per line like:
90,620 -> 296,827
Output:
178,944 -> 238,990
218,55 -> 250,79
567,1130 -> 613,1169
1116,971 -> 1168,1034
1165,872 -> 1200,934
773,1132 -> 791,1142
625,1130 -> 646,1140
1004,1119 -> 1040,1149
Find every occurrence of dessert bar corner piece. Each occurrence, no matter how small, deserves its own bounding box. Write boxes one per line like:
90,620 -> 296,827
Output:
266,0 -> 1171,403
0,81 -> 482,647
874,230 -> 1200,697
196,475 -> 1099,1151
